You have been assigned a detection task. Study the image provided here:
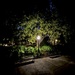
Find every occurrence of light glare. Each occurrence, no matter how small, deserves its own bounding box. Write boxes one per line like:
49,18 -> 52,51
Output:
37,35 -> 41,40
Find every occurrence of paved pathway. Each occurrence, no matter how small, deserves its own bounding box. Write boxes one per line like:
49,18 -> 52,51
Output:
14,56 -> 75,75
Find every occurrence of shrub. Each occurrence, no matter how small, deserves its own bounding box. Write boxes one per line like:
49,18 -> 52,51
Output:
27,46 -> 34,54
40,45 -> 52,55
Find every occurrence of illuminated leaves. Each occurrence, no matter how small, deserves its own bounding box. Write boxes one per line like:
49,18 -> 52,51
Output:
17,14 -> 70,44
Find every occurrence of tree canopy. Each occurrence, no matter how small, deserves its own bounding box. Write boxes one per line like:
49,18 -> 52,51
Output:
14,14 -> 71,45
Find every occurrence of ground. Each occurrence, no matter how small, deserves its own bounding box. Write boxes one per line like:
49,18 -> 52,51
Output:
13,55 -> 75,75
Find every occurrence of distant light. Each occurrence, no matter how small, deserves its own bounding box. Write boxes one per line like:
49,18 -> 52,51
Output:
37,35 -> 41,40
3,44 -> 8,46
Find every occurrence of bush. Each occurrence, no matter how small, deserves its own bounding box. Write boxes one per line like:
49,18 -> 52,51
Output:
40,45 -> 52,56
27,46 -> 34,53
12,45 -> 53,58
12,45 -> 34,56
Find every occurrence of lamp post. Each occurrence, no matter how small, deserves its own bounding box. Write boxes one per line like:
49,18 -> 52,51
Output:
55,39 -> 58,45
36,35 -> 41,57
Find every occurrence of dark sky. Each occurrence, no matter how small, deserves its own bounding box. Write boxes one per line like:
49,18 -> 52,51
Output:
4,0 -> 50,16
1,0 -> 74,24
4,1 -> 74,23
1,0 -> 50,25
1,0 -> 75,35
52,0 -> 74,25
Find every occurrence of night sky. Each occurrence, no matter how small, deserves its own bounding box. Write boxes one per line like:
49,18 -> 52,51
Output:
2,1 -> 74,24
52,0 -> 74,26
2,0 -> 74,25
1,0 -> 50,30
4,0 -> 50,19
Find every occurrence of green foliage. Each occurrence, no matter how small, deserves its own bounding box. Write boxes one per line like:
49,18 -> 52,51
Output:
40,45 -> 52,52
40,45 -> 52,55
27,46 -> 34,53
16,14 -> 71,45
12,45 -> 35,56
12,45 -> 53,57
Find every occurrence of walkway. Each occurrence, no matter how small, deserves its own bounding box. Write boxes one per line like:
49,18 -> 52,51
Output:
14,55 -> 75,75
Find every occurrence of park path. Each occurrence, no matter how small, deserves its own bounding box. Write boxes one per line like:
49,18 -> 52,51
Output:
14,55 -> 75,75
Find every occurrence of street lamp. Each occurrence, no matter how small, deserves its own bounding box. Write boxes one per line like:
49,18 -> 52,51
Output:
36,35 -> 41,57
54,39 -> 58,45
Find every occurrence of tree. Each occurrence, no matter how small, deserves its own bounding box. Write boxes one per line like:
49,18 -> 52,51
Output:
15,14 -> 71,46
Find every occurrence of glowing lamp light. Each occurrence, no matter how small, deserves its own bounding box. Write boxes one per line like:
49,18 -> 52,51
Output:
55,39 -> 58,42
37,35 -> 41,40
